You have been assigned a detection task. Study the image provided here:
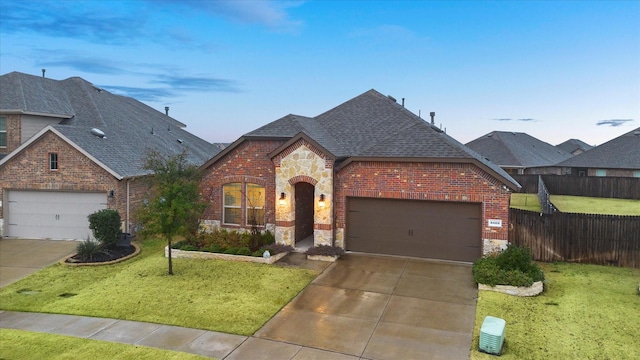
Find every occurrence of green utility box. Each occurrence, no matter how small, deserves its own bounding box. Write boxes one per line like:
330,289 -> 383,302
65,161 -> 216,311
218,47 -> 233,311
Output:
479,316 -> 506,355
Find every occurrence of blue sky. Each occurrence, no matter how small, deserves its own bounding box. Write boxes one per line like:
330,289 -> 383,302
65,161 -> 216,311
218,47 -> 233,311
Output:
1,0 -> 638,146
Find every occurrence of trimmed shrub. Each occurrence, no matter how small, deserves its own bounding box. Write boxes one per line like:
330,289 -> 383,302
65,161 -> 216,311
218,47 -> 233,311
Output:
88,209 -> 122,247
473,244 -> 544,287
236,247 -> 252,256
305,245 -> 345,256
252,249 -> 266,257
223,247 -> 239,255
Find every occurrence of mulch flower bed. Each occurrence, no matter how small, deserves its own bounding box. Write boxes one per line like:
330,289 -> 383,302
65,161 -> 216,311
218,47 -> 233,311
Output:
65,245 -> 137,264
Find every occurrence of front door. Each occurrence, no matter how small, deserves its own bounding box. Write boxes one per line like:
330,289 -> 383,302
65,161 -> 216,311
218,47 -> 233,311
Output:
294,182 -> 314,242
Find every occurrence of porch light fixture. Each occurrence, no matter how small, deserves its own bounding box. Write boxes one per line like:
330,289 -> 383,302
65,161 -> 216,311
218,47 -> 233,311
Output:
318,194 -> 325,208
279,192 -> 286,205
108,190 -> 115,199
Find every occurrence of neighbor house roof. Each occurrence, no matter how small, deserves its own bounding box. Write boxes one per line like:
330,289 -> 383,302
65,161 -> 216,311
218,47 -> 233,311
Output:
209,89 -> 520,190
555,127 -> 640,170
465,131 -> 573,169
556,139 -> 593,154
0,71 -> 222,178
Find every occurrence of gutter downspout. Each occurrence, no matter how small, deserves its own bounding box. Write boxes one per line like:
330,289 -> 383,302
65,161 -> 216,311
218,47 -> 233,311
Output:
126,179 -> 130,233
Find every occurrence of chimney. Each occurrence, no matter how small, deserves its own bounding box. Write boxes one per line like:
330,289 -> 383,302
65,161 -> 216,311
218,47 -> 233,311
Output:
42,69 -> 46,78
165,106 -> 169,116
430,112 -> 435,125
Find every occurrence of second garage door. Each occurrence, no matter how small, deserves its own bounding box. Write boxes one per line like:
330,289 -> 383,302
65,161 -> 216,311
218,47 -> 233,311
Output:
346,197 -> 482,262
5,190 -> 107,240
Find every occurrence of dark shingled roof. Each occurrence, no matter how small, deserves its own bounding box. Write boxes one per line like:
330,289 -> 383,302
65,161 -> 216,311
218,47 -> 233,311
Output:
245,89 -> 519,189
1,71 -> 222,178
466,131 -> 573,168
556,139 -> 594,154
555,127 -> 640,169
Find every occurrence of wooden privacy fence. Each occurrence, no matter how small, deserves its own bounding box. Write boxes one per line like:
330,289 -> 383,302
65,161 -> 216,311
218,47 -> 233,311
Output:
512,175 -> 640,200
509,208 -> 640,268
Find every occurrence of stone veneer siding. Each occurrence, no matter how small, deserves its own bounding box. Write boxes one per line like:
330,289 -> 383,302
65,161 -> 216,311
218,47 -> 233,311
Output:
334,161 -> 511,252
273,139 -> 333,246
200,140 -> 284,232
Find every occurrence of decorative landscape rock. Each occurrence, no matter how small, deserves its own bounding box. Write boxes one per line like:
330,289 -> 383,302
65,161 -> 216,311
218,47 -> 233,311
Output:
478,281 -> 544,297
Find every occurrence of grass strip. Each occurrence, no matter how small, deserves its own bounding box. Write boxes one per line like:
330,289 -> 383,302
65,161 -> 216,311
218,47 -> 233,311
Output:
470,262 -> 640,359
0,239 -> 318,336
0,329 -> 212,360
510,193 -> 541,212
550,195 -> 640,216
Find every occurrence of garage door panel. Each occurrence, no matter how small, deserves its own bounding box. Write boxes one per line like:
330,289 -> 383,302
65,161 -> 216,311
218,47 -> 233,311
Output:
6,190 -> 106,240
346,197 -> 481,262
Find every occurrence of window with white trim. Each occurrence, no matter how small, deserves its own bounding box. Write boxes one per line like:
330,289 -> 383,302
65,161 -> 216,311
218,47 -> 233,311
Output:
0,116 -> 6,147
49,153 -> 58,170
223,183 -> 242,225
246,183 -> 265,226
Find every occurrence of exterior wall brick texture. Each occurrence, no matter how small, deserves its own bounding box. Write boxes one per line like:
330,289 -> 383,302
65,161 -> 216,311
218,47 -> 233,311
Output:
201,140 -> 284,228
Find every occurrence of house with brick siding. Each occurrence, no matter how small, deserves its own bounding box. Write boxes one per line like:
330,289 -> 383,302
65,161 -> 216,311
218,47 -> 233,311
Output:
200,89 -> 521,262
553,127 -> 640,177
466,131 -> 573,175
0,71 -> 223,240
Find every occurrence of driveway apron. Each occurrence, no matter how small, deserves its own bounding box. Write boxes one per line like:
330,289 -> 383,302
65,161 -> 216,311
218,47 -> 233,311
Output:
255,253 -> 478,360
0,238 -> 77,288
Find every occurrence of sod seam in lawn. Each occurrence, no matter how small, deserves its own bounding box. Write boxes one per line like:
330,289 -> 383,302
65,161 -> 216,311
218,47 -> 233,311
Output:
0,239 -> 318,336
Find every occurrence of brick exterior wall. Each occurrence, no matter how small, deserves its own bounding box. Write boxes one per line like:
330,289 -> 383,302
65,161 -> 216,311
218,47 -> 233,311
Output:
1,114 -> 21,156
201,140 -> 284,229
0,131 -> 143,233
334,161 -> 511,242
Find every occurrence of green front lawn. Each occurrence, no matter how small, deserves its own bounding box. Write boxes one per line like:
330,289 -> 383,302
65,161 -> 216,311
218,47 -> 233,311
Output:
550,195 -> 640,215
471,262 -> 640,359
0,329 -> 211,360
510,193 -> 541,211
0,239 -> 318,336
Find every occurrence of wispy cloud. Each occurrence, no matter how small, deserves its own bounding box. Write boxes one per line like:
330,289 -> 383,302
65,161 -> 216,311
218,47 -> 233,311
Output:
39,57 -> 125,75
0,0 -> 146,44
596,119 -> 634,127
158,0 -> 304,32
103,86 -> 175,102
151,75 -> 242,93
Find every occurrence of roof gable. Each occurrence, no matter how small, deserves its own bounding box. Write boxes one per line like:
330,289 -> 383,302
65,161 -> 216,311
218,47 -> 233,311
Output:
466,131 -> 573,167
1,72 -> 221,177
555,127 -> 640,169
218,89 -> 520,190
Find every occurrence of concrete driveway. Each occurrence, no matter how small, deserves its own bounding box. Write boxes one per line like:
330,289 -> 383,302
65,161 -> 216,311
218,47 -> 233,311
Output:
0,238 -> 77,288
255,253 -> 478,360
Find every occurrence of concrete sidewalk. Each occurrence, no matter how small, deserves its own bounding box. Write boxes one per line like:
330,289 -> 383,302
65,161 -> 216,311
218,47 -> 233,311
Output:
0,310 -> 359,359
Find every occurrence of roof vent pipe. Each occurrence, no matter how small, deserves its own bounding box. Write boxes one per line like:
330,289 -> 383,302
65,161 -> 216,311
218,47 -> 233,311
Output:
42,69 -> 46,78
402,98 -> 405,107
165,106 -> 169,115
430,112 -> 435,125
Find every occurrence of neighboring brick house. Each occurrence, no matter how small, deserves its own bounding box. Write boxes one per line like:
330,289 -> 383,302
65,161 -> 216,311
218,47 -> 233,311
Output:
466,131 -> 573,175
556,138 -> 593,156
0,71 -> 223,240
201,90 -> 521,262
553,127 -> 640,177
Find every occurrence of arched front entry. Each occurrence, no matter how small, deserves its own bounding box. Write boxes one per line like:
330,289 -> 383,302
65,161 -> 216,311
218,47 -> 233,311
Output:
294,182 -> 314,243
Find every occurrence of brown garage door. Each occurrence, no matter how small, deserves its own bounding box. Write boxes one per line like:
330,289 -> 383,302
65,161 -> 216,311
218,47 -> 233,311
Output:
346,197 -> 482,262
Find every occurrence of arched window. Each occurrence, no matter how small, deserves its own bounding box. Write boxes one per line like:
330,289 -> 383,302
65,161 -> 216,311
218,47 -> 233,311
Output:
246,183 -> 265,226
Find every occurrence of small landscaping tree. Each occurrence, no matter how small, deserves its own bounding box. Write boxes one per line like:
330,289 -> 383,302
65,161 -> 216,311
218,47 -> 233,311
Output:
137,150 -> 205,275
